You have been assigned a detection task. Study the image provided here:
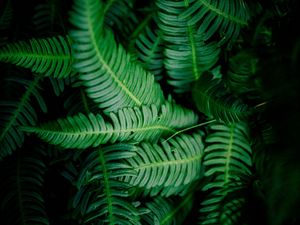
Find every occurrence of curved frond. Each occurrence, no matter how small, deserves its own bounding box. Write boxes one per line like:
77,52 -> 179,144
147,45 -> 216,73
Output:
203,122 -> 252,188
0,146 -> 49,225
0,36 -> 73,78
157,0 -> 220,93
180,0 -> 251,45
0,76 -> 46,160
199,122 -> 252,225
73,144 -> 140,224
22,101 -> 198,149
69,0 -> 164,113
121,133 -> 204,194
142,195 -> 193,225
134,25 -> 164,81
193,74 -> 252,123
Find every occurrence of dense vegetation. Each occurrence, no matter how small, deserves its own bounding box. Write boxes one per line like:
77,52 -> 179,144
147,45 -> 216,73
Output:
0,0 -> 299,224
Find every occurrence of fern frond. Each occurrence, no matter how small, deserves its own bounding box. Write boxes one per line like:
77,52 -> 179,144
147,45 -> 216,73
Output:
22,101 -> 198,149
225,51 -> 258,95
220,197 -> 245,225
157,0 -> 220,93
203,122 -> 252,187
193,74 -> 252,123
33,0 -> 65,34
180,0 -> 251,45
121,133 -> 204,193
142,195 -> 194,225
0,146 -> 49,225
134,25 -> 164,81
0,36 -> 73,78
69,0 -> 165,113
104,0 -> 139,45
0,76 -> 46,160
73,144 -> 140,224
199,122 -> 252,225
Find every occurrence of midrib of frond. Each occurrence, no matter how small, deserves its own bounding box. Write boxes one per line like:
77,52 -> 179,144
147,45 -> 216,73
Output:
0,77 -> 40,143
0,52 -> 70,61
187,25 -> 200,80
130,12 -> 154,41
198,0 -> 248,26
98,149 -> 115,224
24,124 -> 175,136
160,193 -> 193,225
224,126 -> 234,184
86,4 -> 142,106
134,153 -> 201,170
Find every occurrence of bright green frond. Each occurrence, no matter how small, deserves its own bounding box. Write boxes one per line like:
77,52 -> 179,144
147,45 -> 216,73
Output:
180,0 -> 251,45
0,76 -> 46,160
121,133 -> 204,194
199,122 -> 252,225
193,74 -> 252,123
73,144 -> 140,224
0,36 -> 73,78
157,0 -> 220,93
22,101 -> 198,149
70,0 -> 164,113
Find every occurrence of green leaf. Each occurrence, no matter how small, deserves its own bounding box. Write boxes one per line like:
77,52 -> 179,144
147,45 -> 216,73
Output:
142,195 -> 194,225
0,76 -> 46,160
22,101 -> 198,149
157,0 -> 220,93
180,0 -> 251,45
0,146 -> 49,225
73,144 -> 141,225
0,36 -> 73,78
199,122 -> 252,225
193,74 -> 252,123
122,133 -> 204,194
69,0 -> 165,113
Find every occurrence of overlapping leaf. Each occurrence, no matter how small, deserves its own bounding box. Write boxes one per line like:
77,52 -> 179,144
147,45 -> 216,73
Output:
69,0 -> 164,113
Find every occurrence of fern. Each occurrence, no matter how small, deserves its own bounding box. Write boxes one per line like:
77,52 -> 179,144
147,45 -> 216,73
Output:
225,51 -> 259,95
180,0 -> 251,45
22,101 -> 198,149
0,76 -> 46,160
32,0 -> 65,34
157,0 -> 220,93
193,74 -> 252,123
72,144 -> 140,224
142,195 -> 194,225
134,25 -> 164,81
199,122 -> 252,224
0,36 -> 73,78
69,0 -> 165,113
122,133 -> 204,192
0,146 -> 49,225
